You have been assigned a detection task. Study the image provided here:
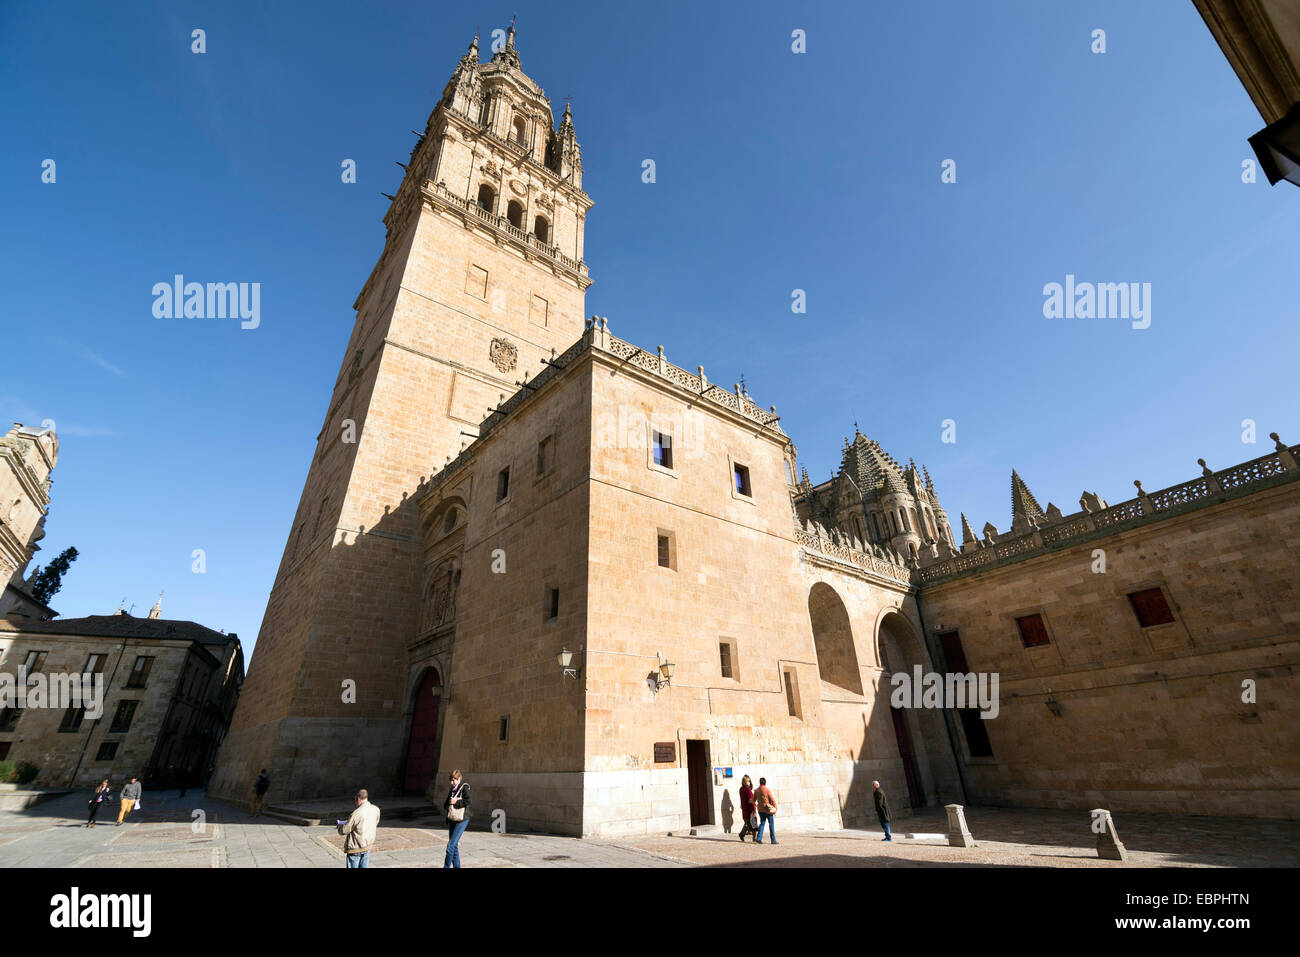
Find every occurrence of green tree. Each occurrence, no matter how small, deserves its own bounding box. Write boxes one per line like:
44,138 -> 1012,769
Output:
28,546 -> 78,604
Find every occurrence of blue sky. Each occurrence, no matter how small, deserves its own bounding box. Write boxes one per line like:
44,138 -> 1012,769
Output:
2,1 -> 1296,650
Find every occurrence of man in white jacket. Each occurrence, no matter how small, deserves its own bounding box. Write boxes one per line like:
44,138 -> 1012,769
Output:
337,789 -> 381,868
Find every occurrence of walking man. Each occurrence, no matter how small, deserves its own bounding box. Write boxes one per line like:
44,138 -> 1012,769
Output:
117,776 -> 142,825
755,776 -> 779,845
337,788 -> 381,868
873,780 -> 892,841
250,768 -> 270,817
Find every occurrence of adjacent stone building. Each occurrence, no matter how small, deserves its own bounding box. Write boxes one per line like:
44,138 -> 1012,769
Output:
210,29 -> 1300,833
0,602 -> 245,788
0,424 -> 59,621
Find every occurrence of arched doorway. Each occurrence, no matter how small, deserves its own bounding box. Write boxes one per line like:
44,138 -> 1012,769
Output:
878,612 -> 931,807
808,582 -> 863,694
404,667 -> 441,792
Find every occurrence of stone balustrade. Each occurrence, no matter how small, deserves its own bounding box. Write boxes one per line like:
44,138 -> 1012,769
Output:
918,439 -> 1300,585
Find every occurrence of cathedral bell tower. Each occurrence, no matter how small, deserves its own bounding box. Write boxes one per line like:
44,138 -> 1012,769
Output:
210,28 -> 593,802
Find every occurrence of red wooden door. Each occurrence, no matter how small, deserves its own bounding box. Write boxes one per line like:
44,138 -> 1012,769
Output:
404,669 -> 441,791
890,706 -> 923,807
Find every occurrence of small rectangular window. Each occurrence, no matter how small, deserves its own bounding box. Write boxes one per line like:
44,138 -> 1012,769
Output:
1128,587 -> 1176,627
938,631 -> 969,673
652,431 -> 673,469
782,667 -> 801,718
734,463 -> 752,497
958,709 -> 994,757
95,742 -> 119,761
0,707 -> 23,732
656,529 -> 676,570
530,294 -> 549,327
82,653 -> 106,676
466,264 -> 488,299
1015,614 -> 1051,648
719,642 -> 733,679
58,706 -> 86,733
126,656 -> 154,689
110,700 -> 139,733
497,466 -> 511,502
536,436 -> 553,477
498,715 -> 510,743
547,587 -> 560,621
22,651 -> 48,674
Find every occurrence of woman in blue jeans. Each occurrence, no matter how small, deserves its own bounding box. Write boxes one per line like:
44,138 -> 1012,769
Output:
443,770 -> 471,868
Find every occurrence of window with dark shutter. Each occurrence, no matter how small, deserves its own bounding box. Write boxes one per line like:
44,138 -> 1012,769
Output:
1128,588 -> 1176,627
734,464 -> 751,497
652,431 -> 673,470
58,706 -> 85,733
938,631 -> 969,673
959,709 -> 994,757
110,700 -> 139,733
1015,614 -> 1051,648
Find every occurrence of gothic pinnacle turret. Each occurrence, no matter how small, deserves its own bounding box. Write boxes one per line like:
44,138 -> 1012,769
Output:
1010,469 -> 1046,528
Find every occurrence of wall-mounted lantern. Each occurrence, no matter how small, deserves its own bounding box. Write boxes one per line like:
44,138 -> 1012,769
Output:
648,651 -> 675,693
1045,689 -> 1063,718
558,647 -> 582,680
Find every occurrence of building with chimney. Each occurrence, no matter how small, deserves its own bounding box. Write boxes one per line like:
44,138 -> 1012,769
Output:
0,600 -> 245,789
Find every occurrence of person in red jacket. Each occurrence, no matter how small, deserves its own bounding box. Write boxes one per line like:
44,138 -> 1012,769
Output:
737,775 -> 757,842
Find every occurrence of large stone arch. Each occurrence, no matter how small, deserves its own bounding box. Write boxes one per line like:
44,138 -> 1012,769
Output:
875,609 -> 957,808
808,582 -> 863,694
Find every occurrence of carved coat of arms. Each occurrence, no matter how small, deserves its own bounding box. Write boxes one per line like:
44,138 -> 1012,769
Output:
489,337 -> 518,372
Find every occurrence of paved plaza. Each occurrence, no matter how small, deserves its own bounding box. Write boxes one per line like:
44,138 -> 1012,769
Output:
0,790 -> 1296,868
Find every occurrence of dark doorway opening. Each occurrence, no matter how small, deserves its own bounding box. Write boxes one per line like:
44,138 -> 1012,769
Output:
685,739 -> 711,826
890,706 -> 924,807
404,668 -> 441,792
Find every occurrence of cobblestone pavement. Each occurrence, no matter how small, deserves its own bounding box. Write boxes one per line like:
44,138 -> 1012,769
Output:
621,806 -> 1300,868
1,792 -> 1295,867
0,790 -> 682,868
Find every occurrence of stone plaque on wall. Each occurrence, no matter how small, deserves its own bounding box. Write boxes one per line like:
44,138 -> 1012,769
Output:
653,742 -> 676,764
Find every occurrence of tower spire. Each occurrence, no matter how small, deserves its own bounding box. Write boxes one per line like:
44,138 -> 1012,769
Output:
960,512 -> 977,544
1010,469 -> 1046,527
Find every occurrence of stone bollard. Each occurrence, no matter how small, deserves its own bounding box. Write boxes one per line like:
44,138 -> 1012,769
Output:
945,803 -> 975,847
1091,808 -> 1127,861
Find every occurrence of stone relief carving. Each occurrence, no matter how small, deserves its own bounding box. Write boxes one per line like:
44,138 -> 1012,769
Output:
489,337 -> 518,372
